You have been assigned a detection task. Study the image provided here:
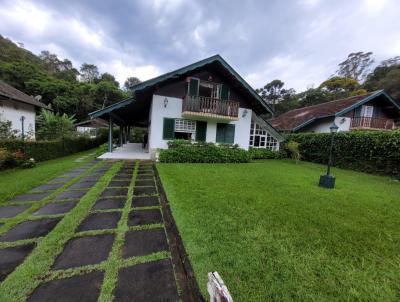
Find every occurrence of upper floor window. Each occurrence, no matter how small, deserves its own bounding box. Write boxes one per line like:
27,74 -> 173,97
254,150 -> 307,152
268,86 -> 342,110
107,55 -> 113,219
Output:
187,77 -> 230,100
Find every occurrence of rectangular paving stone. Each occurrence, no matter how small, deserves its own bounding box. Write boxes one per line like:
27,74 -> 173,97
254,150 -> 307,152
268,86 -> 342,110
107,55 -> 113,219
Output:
77,212 -> 121,232
112,175 -> 131,181
0,243 -> 35,282
0,204 -> 30,218
0,218 -> 61,242
55,190 -> 88,201
52,234 -> 114,269
28,271 -> 104,302
114,259 -> 179,302
131,196 -> 159,208
30,183 -> 64,192
81,175 -> 101,182
133,186 -> 157,196
92,198 -> 125,210
10,192 -> 52,202
122,229 -> 168,258
48,177 -> 74,184
33,201 -> 77,216
61,171 -> 81,177
68,181 -> 97,190
108,180 -> 130,187
101,188 -> 128,197
128,209 -> 163,226
134,179 -> 155,187
137,170 -> 154,175
136,175 -> 154,181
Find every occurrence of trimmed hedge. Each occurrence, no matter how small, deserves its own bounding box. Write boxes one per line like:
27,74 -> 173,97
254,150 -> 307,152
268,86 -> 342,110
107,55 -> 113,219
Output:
286,131 -> 400,176
159,143 -> 250,163
248,148 -> 284,160
0,136 -> 107,162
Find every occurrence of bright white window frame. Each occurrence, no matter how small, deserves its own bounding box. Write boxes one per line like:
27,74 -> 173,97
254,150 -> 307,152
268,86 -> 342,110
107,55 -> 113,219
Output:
174,119 -> 196,133
249,121 -> 279,150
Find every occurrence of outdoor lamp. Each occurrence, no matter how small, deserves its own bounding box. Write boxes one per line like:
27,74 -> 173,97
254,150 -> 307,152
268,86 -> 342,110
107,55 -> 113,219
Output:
164,97 -> 168,108
319,123 -> 339,189
242,109 -> 248,118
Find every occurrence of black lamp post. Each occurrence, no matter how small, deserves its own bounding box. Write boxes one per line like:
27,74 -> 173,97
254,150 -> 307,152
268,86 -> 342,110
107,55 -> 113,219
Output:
319,123 -> 339,189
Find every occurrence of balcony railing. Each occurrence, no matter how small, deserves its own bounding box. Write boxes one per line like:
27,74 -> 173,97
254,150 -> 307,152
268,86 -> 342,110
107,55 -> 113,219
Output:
182,95 -> 240,120
350,117 -> 395,130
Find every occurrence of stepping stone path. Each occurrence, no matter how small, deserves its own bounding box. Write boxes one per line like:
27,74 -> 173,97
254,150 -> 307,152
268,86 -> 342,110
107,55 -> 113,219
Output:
0,160 -> 184,301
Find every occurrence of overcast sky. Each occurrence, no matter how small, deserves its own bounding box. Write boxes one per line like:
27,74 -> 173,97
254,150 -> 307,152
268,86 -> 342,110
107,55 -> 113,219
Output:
1,0 -> 399,91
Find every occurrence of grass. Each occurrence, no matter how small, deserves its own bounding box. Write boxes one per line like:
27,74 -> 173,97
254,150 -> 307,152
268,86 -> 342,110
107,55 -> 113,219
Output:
0,148 -> 98,203
157,159 -> 400,302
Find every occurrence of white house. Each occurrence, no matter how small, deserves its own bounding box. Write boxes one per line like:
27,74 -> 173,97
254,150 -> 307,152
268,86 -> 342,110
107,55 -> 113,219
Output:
0,81 -> 49,139
269,90 -> 400,133
89,55 -> 283,158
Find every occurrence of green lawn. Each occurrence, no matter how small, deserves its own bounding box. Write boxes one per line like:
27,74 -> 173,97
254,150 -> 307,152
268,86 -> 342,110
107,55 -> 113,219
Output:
157,160 -> 400,302
0,149 -> 98,203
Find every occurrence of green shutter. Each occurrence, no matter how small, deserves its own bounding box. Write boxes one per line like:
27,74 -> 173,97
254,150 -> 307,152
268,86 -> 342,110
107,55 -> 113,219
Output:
216,123 -> 225,143
225,124 -> 235,144
163,118 -> 175,140
188,78 -> 199,96
220,84 -> 229,100
196,121 -> 207,142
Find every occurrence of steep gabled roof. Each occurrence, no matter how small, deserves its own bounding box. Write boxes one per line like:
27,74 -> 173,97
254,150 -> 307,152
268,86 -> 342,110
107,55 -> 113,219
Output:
90,55 -> 273,121
0,80 -> 49,109
269,90 -> 400,131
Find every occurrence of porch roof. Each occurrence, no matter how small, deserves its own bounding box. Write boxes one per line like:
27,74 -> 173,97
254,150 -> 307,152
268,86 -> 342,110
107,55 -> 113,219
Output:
89,55 -> 274,125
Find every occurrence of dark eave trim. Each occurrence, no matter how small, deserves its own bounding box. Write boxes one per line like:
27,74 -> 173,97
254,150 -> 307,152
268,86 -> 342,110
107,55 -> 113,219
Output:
130,54 -> 274,114
89,97 -> 134,120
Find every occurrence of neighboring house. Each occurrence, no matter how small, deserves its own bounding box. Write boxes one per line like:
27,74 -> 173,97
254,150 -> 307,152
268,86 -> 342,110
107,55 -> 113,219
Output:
0,81 -> 49,139
89,55 -> 283,156
75,118 -> 108,138
269,90 -> 400,133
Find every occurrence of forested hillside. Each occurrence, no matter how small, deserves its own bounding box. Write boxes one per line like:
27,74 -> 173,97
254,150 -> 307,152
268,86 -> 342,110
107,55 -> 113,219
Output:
0,35 -> 138,121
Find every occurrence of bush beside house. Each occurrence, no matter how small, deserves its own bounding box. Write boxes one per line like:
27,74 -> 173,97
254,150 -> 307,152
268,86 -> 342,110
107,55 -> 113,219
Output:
286,131 -> 400,176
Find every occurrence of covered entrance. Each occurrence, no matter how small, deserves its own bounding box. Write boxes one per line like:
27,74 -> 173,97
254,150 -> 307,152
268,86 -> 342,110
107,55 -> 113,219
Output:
89,94 -> 152,160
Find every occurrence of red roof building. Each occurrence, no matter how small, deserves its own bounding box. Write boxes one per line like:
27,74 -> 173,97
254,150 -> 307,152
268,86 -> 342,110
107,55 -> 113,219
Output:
269,90 -> 400,132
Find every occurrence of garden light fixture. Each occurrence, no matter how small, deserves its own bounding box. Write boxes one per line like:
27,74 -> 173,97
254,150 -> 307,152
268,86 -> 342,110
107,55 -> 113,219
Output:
319,123 -> 339,189
164,97 -> 168,108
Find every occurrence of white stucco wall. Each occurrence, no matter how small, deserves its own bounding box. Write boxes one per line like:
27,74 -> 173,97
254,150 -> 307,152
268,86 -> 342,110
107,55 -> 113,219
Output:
148,94 -> 253,152
0,99 -> 36,138
305,116 -> 351,133
149,95 -> 183,150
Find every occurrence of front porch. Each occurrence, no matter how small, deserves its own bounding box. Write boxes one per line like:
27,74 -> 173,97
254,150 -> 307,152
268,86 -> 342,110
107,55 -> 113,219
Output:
98,143 -> 151,160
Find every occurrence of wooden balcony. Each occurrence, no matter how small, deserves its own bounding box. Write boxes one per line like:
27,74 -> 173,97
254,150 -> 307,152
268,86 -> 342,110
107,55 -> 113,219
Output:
350,117 -> 395,130
182,95 -> 240,121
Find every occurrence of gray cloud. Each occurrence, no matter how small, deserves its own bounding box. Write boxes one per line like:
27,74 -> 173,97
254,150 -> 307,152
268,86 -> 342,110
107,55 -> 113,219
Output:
1,0 -> 399,90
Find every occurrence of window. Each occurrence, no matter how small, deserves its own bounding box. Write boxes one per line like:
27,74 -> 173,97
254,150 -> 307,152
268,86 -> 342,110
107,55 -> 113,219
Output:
163,118 -> 199,140
216,123 -> 235,144
249,121 -> 278,150
174,119 -> 196,133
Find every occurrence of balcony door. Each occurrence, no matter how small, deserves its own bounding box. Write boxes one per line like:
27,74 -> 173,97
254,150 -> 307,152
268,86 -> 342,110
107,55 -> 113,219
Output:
361,105 -> 374,127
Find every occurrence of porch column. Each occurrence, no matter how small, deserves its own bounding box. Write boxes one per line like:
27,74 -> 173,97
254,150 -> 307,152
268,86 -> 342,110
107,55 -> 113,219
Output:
108,116 -> 113,152
124,126 -> 128,144
119,125 -> 123,146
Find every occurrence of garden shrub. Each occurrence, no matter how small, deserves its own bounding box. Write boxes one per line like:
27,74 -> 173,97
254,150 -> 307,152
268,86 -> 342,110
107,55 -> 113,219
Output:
248,148 -> 284,160
286,131 -> 400,176
159,142 -> 250,163
287,141 -> 301,163
0,135 -> 106,162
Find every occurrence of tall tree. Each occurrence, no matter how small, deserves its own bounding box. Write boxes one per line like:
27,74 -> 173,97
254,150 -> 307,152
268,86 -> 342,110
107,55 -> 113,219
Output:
336,51 -> 374,82
256,79 -> 286,113
124,76 -> 141,91
80,63 -> 99,83
297,87 -> 334,107
100,72 -> 119,87
319,76 -> 361,99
